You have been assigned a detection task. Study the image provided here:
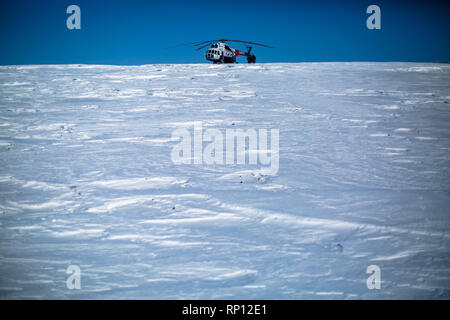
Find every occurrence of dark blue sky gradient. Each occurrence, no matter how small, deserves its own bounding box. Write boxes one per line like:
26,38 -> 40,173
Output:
0,0 -> 449,64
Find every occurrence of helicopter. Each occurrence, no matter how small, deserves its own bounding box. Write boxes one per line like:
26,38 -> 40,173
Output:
164,39 -> 274,64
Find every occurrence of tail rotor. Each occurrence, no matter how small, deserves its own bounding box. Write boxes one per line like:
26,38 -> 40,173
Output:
246,46 -> 256,64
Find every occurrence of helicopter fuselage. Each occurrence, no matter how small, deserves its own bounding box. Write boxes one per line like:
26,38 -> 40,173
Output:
205,42 -> 242,63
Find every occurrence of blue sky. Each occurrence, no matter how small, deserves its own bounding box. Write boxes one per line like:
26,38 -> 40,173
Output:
0,0 -> 449,64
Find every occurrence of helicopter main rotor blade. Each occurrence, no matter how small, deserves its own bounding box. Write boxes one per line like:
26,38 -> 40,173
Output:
227,40 -> 275,48
196,43 -> 214,51
192,40 -> 229,48
164,40 -> 217,49
192,40 -> 220,47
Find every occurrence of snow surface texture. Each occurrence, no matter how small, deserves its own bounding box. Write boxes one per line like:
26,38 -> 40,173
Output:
0,63 -> 449,299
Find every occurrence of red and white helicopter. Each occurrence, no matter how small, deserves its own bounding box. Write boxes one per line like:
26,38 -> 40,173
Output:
165,39 -> 274,64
